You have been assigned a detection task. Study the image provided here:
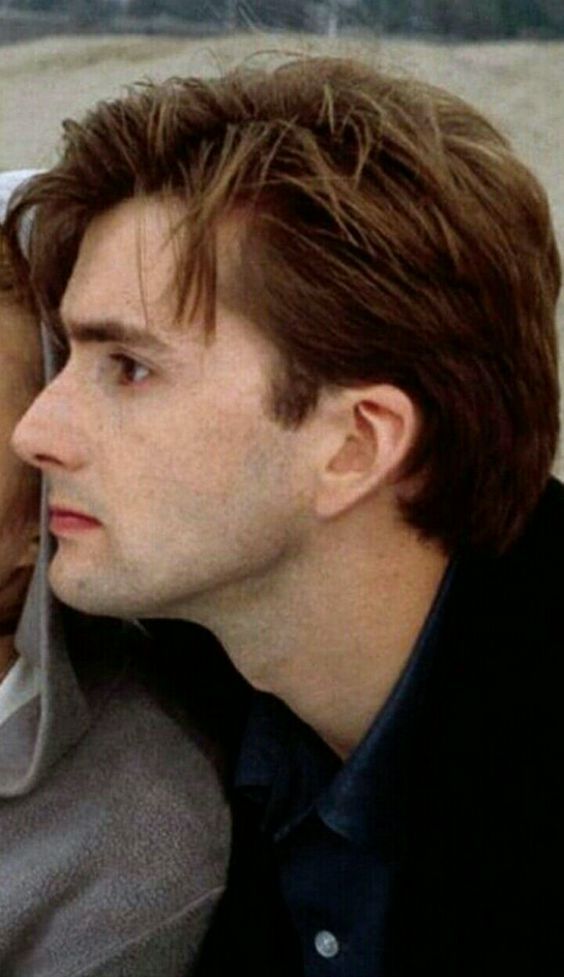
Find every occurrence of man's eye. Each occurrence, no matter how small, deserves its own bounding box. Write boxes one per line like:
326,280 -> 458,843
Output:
110,354 -> 151,385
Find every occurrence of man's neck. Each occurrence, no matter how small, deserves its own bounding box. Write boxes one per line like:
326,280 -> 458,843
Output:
185,512 -> 449,760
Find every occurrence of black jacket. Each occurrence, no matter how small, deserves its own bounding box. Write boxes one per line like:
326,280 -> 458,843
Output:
195,478 -> 564,976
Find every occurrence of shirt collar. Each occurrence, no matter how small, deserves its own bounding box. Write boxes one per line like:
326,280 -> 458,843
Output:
235,689 -> 340,838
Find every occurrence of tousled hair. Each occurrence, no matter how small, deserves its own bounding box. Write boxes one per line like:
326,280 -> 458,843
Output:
5,57 -> 561,554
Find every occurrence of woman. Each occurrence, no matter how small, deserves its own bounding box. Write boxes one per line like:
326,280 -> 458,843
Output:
0,172 -> 231,977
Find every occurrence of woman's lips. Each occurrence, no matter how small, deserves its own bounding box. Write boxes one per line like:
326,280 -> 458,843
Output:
49,507 -> 102,535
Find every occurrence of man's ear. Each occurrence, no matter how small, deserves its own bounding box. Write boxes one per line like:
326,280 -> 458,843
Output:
314,384 -> 418,519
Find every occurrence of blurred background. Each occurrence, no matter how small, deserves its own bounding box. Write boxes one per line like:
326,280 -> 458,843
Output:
1,1 -> 562,464
1,2 -> 561,242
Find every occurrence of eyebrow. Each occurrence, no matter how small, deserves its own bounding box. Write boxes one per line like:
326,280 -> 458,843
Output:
56,316 -> 171,355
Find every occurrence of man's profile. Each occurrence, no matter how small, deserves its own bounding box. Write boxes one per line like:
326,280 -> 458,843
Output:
6,57 -> 561,975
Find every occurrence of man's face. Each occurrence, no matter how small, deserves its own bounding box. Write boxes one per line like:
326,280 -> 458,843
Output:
12,198 -> 316,621
0,293 -> 40,602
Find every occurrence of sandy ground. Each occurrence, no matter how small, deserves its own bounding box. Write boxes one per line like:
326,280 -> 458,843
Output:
0,35 -> 564,234
1,31 -> 563,464
1,33 -> 562,236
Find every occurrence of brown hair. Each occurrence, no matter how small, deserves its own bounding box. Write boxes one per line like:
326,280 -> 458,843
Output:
0,225 -> 17,295
0,222 -> 35,310
5,57 -> 561,554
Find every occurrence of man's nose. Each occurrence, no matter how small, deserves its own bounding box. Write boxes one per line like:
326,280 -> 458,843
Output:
11,376 -> 86,474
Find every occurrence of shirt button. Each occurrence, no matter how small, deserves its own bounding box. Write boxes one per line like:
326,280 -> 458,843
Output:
314,930 -> 340,959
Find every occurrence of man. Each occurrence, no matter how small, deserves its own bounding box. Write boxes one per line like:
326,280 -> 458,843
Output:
0,171 -> 231,977
5,58 -> 561,975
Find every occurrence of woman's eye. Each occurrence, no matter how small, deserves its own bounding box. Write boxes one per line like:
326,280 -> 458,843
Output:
110,354 -> 151,385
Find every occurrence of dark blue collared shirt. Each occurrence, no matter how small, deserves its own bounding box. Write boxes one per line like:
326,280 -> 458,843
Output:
235,563 -> 455,976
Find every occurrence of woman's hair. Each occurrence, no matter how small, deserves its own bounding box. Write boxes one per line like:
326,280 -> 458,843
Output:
0,222 -> 34,310
5,57 -> 561,554
0,226 -> 16,295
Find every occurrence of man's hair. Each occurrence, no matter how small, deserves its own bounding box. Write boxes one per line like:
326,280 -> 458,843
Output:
5,57 -> 560,554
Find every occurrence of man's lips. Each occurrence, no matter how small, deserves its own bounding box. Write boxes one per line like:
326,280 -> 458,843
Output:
49,506 -> 102,535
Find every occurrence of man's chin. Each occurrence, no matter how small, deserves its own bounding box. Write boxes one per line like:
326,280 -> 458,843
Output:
48,559 -> 167,619
48,561 -> 121,617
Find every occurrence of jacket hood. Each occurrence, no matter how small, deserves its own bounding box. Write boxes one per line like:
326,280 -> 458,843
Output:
0,169 -> 90,797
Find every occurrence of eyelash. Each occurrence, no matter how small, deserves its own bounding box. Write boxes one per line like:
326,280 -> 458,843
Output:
108,353 -> 152,386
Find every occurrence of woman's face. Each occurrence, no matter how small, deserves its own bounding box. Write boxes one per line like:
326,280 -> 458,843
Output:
0,293 -> 41,608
